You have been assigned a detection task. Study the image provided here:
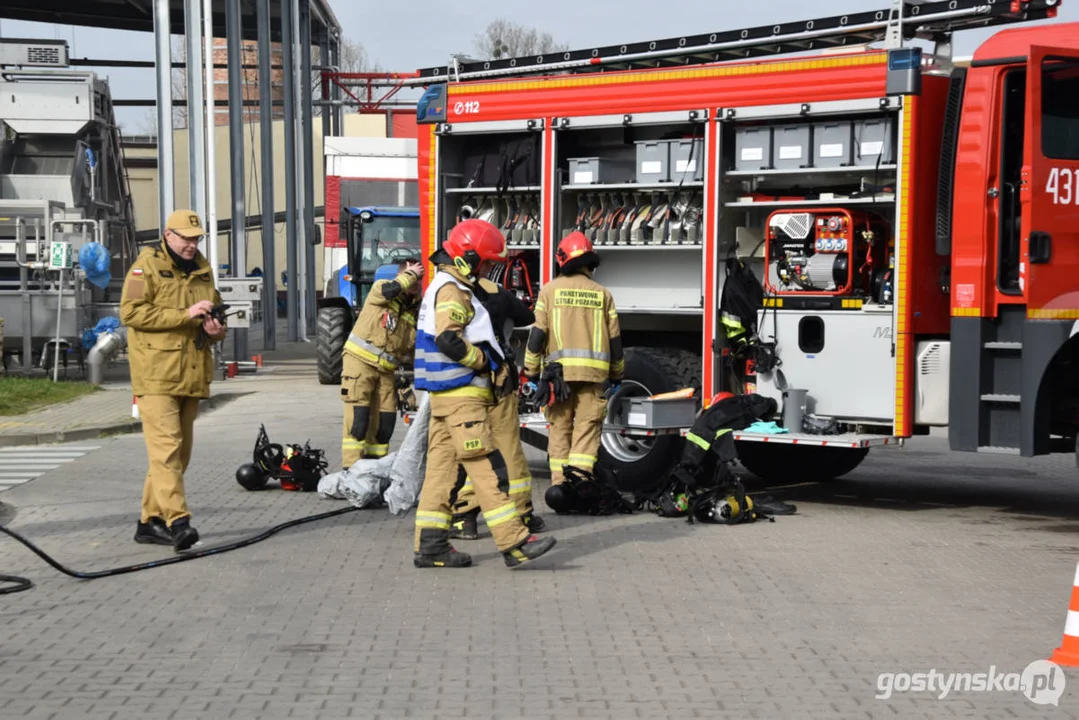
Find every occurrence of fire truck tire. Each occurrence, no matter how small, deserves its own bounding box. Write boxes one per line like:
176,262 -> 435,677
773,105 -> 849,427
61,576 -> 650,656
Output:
599,346 -> 701,493
735,442 -> 869,484
316,306 -> 350,385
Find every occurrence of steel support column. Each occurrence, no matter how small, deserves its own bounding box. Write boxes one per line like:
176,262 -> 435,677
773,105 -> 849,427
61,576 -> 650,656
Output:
256,0 -> 276,350
153,0 -> 174,229
184,0 -> 205,230
202,0 -> 218,286
292,0 -> 307,340
226,0 -> 248,360
280,0 -> 299,341
300,1 -> 317,331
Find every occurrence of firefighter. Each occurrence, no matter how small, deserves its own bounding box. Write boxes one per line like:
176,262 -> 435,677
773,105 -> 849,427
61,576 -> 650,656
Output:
524,231 -> 624,486
120,209 -> 227,552
448,276 -> 545,540
412,218 -> 557,569
340,258 -> 423,469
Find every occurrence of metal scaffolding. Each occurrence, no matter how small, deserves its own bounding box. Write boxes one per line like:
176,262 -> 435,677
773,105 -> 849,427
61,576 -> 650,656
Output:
0,0 -> 343,351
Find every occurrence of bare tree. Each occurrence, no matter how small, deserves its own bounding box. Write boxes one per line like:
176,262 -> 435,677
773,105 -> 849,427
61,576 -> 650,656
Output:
135,37 -> 189,136
337,36 -> 382,73
473,20 -> 569,60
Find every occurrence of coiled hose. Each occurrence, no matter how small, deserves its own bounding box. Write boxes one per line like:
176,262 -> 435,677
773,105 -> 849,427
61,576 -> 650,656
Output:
0,505 -> 360,595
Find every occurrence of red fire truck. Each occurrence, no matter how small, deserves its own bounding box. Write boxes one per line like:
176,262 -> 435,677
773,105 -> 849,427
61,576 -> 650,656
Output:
406,0 -> 1079,485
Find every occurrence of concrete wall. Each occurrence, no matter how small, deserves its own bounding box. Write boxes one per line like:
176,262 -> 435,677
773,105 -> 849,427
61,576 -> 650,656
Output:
123,111 -> 394,293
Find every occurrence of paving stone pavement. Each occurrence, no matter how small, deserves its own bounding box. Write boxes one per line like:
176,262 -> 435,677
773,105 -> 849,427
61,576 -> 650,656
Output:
1,356 -> 1078,719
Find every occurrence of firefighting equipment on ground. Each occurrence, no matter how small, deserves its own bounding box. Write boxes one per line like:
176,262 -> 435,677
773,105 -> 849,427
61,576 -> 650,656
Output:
544,465 -> 634,516
340,264 -> 421,466
235,425 -> 329,493
411,219 -> 556,570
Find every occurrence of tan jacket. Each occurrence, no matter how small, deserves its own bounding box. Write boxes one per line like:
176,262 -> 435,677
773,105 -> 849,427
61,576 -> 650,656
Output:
120,242 -> 223,398
344,269 -> 420,372
524,269 -> 624,384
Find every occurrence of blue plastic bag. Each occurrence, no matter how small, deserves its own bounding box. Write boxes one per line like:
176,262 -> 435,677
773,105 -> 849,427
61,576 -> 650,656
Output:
78,242 -> 112,289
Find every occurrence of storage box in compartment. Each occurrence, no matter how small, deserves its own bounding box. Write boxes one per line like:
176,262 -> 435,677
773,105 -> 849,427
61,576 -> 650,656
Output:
772,124 -> 812,169
567,157 -> 634,185
635,141 -> 670,184
734,127 -> 772,171
669,138 -> 704,181
853,117 -> 896,166
812,121 -> 854,168
620,396 -> 698,429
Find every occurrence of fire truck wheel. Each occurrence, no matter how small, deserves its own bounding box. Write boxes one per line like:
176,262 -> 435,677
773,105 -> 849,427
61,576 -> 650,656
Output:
600,346 -> 701,494
735,442 -> 869,484
316,305 -> 351,385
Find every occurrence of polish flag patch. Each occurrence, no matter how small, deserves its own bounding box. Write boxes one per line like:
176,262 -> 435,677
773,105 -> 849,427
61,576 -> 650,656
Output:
132,268 -> 143,275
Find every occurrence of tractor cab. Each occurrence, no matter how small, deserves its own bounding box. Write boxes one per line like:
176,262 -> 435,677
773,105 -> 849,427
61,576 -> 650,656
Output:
342,206 -> 421,307
316,205 -> 420,385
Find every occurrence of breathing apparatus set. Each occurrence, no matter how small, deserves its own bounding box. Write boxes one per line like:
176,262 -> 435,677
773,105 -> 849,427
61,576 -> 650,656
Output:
544,465 -> 635,517
235,424 -> 329,492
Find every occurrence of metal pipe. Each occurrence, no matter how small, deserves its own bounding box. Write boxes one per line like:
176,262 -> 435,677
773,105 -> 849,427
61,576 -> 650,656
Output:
226,0 -> 248,362
184,0 -> 205,225
300,0 -> 316,332
87,326 -> 127,385
280,0 -> 298,342
153,0 -> 175,230
202,0 -> 218,288
256,0 -> 276,351
292,0 -> 307,340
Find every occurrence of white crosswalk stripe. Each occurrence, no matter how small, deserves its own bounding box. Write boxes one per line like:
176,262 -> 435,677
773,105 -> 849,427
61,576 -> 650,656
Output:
0,445 -> 100,491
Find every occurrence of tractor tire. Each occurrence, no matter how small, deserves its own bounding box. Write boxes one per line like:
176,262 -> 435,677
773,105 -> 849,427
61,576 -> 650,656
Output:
599,346 -> 701,494
735,442 -> 869,484
316,305 -> 350,385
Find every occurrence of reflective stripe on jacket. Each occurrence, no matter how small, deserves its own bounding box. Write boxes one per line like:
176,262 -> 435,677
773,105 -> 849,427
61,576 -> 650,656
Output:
525,271 -> 623,384
344,273 -> 418,372
414,270 -> 503,397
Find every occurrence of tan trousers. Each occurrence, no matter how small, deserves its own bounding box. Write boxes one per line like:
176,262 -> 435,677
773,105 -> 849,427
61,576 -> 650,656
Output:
137,394 -> 200,526
453,392 -> 534,518
545,381 -> 607,485
414,396 -> 530,555
341,354 -> 397,467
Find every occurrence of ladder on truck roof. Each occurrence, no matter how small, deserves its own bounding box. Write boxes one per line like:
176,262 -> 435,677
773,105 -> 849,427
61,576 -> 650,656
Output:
409,0 -> 1059,85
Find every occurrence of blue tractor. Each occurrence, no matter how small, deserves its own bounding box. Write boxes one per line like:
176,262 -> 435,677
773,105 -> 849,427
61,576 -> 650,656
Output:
316,205 -> 421,384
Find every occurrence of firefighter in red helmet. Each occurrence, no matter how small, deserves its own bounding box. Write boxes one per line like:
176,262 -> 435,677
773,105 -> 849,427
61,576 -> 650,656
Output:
523,231 -> 624,489
411,218 -> 557,569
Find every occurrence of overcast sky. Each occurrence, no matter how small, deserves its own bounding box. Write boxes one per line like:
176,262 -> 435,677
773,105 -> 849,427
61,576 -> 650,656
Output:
0,0 -> 1075,131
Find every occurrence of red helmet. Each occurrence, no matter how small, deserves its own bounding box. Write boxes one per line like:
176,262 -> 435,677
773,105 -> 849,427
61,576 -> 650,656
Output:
556,231 -> 594,268
443,219 -> 507,276
710,391 -> 735,407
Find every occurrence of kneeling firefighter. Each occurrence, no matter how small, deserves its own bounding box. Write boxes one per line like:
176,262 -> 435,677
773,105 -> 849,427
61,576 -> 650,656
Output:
523,231 -> 624,493
412,218 -> 557,569
449,276 -> 546,540
340,258 -> 423,469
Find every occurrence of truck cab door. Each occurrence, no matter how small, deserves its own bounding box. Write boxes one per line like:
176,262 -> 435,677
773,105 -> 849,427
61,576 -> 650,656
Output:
1022,47 -> 1079,317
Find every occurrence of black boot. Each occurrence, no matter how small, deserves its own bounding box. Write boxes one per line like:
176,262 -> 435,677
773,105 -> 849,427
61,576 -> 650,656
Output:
413,548 -> 472,568
134,517 -> 173,546
448,508 -> 480,540
169,517 -> 200,552
503,534 -> 557,569
521,511 -> 546,533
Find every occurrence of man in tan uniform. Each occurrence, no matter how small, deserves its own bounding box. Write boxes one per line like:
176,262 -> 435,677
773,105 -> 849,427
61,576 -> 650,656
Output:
412,218 -> 556,569
121,209 -> 226,552
340,258 -> 422,468
524,231 -> 624,486
449,277 -> 544,540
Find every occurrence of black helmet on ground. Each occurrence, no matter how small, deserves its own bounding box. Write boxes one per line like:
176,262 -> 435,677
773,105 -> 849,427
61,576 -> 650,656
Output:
236,463 -> 269,491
